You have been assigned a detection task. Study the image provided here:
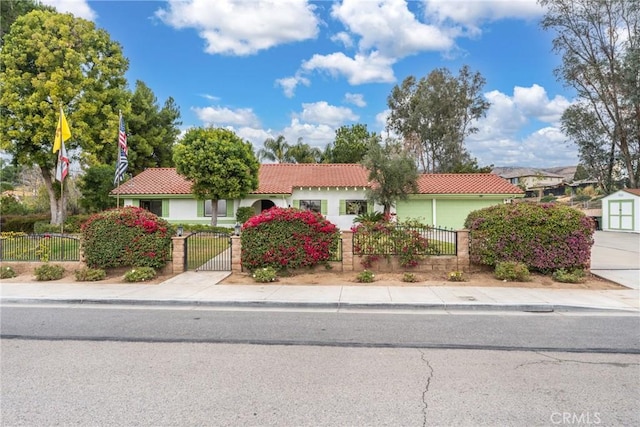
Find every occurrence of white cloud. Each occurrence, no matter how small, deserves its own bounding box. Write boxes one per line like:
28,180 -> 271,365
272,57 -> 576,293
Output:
192,106 -> 260,127
41,0 -> 96,20
235,127 -> 273,148
425,0 -> 542,33
281,118 -> 335,149
513,84 -> 572,124
155,0 -> 319,56
464,86 -> 577,167
302,51 -> 396,85
331,31 -> 354,48
332,0 -> 457,57
200,94 -> 220,102
275,75 -> 310,98
297,101 -> 358,127
344,93 -> 366,107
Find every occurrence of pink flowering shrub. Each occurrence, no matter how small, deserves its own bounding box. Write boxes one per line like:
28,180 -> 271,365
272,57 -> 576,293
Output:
464,203 -> 594,272
81,207 -> 174,269
241,207 -> 339,271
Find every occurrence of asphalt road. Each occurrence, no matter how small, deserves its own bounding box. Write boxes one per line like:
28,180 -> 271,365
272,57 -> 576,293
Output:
2,305 -> 639,353
2,306 -> 639,426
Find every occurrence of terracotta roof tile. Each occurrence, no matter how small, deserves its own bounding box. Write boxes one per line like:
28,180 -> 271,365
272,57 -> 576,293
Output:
255,163 -> 370,193
416,173 -> 524,194
111,167 -> 523,196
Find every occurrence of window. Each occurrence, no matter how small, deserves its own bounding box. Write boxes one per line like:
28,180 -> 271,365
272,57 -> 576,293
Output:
140,200 -> 162,216
204,200 -> 227,217
345,200 -> 367,215
300,200 -> 321,213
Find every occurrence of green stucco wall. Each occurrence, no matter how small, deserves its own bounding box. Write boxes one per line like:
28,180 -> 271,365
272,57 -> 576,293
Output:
397,197 -> 508,229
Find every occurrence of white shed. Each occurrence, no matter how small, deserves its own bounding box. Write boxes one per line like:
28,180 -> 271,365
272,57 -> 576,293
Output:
601,189 -> 640,233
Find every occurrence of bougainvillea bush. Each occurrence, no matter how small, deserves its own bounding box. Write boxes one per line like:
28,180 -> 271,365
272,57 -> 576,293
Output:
81,207 -> 174,269
464,203 -> 594,272
241,207 -> 339,271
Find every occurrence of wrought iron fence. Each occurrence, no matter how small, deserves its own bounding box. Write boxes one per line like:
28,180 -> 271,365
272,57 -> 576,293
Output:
0,233 -> 81,261
353,225 -> 457,256
328,238 -> 342,261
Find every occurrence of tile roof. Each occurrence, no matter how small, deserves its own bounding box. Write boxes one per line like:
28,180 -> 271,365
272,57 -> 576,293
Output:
416,173 -> 524,194
623,188 -> 640,197
111,166 -> 523,196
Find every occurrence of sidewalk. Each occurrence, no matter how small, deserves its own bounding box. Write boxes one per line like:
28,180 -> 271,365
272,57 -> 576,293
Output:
2,271 -> 638,313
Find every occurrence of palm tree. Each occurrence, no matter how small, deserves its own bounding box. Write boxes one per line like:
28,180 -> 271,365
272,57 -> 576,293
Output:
286,140 -> 323,163
257,135 -> 290,163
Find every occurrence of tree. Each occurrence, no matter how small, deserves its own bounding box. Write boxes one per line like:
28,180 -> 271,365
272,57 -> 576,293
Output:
324,124 -> 373,163
257,135 -> 290,163
361,137 -> 419,215
122,80 -> 181,174
78,164 -> 117,212
540,0 -> 639,188
0,10 -> 130,225
0,0 -> 54,46
286,139 -> 323,163
387,65 -> 490,173
173,127 -> 259,226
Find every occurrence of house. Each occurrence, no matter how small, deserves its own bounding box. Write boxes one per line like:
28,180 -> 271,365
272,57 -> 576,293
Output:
492,167 -> 566,196
111,165 -> 524,230
601,189 -> 640,233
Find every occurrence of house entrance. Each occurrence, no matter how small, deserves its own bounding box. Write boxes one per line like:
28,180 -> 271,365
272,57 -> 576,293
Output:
184,231 -> 232,271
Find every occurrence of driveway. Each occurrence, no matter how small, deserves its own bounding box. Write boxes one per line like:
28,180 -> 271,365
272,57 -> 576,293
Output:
591,231 -> 640,289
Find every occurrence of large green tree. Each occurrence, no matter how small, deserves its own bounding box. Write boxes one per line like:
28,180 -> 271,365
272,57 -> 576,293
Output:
257,135 -> 290,163
387,65 -> 490,173
323,124 -> 373,163
122,80 -> 181,174
361,137 -> 419,215
78,164 -> 117,213
173,127 -> 259,226
0,10 -> 129,225
286,139 -> 323,163
0,0 -> 54,46
541,0 -> 639,188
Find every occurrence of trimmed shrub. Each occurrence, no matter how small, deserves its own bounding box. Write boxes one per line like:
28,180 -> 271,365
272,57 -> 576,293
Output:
252,266 -> 278,283
495,261 -> 530,282
465,203 -> 594,272
1,266 -> 17,279
356,270 -> 375,283
123,267 -> 156,282
74,267 -> 107,282
448,271 -> 466,282
34,264 -> 65,281
81,207 -> 174,269
1,214 -> 50,233
241,207 -> 339,271
552,268 -> 586,283
402,272 -> 419,283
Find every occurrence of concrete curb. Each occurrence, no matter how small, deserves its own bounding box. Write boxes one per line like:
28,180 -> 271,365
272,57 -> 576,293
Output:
2,297 -> 637,313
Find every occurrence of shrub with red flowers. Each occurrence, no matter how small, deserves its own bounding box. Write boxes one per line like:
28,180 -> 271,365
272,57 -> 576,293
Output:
352,220 -> 433,268
240,207 -> 339,271
81,207 -> 174,269
464,202 -> 594,272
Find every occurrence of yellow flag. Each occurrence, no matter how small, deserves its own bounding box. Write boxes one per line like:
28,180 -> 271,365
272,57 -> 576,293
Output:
53,107 -> 71,153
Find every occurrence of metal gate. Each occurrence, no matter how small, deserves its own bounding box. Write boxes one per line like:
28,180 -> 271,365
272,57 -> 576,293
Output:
184,231 -> 232,271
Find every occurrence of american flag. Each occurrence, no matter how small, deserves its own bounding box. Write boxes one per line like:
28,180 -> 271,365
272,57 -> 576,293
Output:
114,113 -> 128,186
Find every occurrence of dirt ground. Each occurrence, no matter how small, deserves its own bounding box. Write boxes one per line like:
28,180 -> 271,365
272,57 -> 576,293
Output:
219,268 -> 625,290
2,265 -> 624,290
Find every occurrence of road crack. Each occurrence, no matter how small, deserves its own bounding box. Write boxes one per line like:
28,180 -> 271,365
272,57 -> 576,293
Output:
419,349 -> 434,427
515,351 -> 640,369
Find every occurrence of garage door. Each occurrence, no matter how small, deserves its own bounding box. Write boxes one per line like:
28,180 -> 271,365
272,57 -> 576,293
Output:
608,200 -> 634,231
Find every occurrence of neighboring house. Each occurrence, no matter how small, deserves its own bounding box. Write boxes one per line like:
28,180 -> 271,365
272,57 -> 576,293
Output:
111,165 -> 523,230
493,167 -> 566,194
601,189 -> 640,233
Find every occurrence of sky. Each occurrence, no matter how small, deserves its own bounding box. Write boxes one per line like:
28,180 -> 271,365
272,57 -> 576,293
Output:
41,0 -> 578,169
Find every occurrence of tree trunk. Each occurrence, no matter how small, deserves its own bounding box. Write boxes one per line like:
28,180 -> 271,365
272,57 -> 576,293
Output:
210,198 -> 218,227
40,165 -> 66,226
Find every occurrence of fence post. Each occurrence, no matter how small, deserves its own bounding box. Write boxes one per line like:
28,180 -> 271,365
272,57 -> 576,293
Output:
456,229 -> 470,270
171,236 -> 186,274
341,230 -> 354,272
231,235 -> 242,272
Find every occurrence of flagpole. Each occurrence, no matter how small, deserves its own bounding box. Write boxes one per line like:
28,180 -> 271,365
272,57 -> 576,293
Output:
58,105 -> 64,234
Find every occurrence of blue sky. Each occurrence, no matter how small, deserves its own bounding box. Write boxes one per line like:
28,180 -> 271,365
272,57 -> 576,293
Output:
44,0 -> 577,168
